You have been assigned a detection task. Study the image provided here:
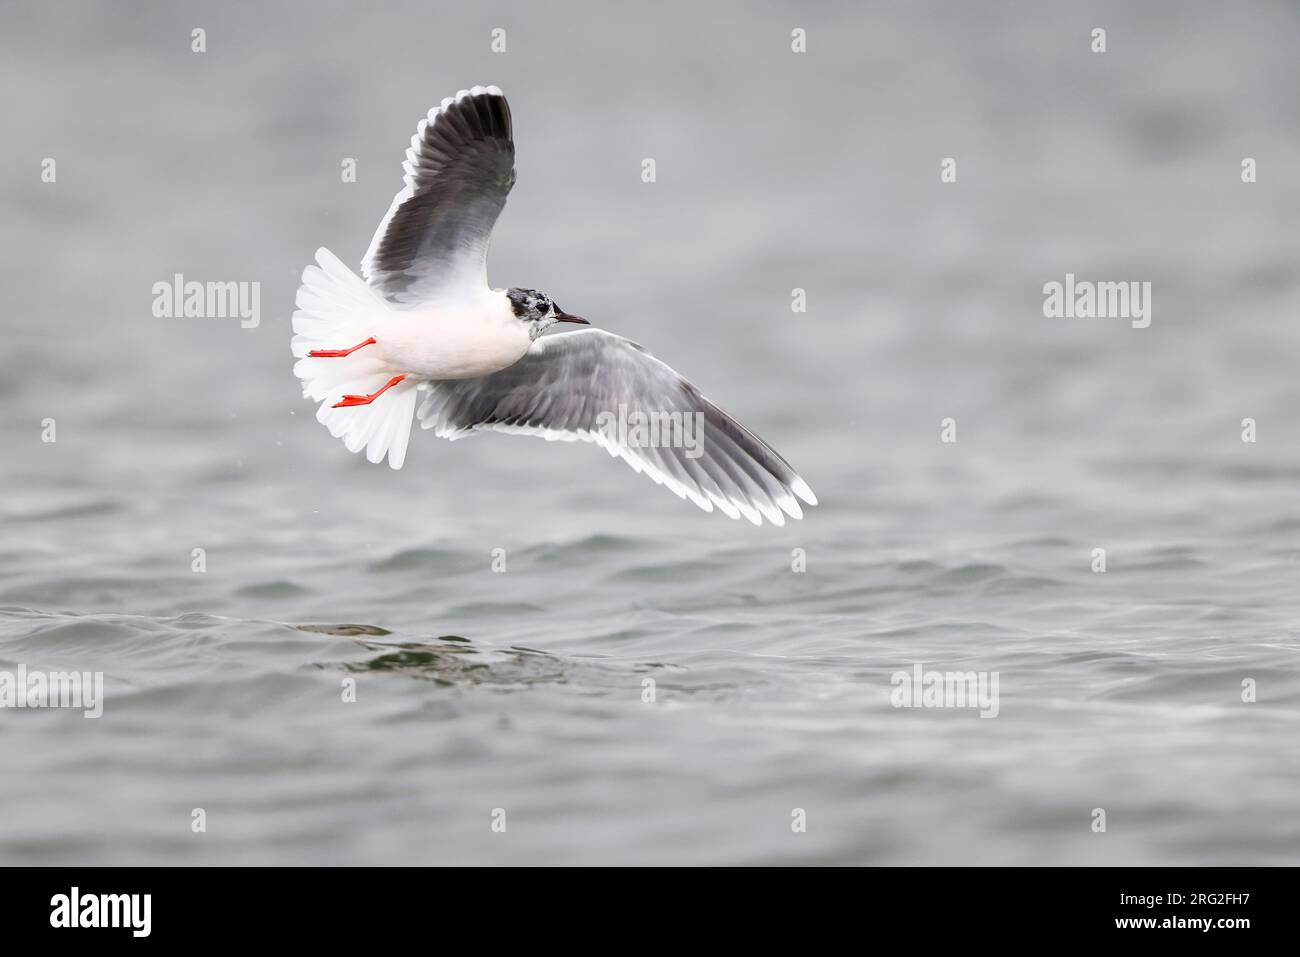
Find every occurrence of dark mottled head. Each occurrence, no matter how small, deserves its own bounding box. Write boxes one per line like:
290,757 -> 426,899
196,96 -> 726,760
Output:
507,287 -> 589,339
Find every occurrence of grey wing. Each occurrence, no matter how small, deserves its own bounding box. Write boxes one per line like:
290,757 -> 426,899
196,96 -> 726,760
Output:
415,328 -> 818,526
362,86 -> 515,305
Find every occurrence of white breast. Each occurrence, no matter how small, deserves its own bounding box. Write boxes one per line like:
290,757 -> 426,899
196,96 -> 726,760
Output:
378,290 -> 530,380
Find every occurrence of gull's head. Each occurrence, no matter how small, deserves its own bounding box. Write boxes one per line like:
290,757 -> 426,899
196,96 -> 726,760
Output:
507,287 -> 589,340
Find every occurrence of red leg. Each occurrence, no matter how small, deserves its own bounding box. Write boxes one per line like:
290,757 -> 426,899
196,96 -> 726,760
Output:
309,336 -> 377,358
333,375 -> 408,408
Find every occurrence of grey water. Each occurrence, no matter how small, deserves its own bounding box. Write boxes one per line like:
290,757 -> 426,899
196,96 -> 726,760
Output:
2,1 -> 1299,865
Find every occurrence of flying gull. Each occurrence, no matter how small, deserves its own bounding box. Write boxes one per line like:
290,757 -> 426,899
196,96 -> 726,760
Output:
290,85 -> 817,525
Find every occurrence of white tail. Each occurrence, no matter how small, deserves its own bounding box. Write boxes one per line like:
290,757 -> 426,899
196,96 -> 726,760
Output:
290,247 -> 418,469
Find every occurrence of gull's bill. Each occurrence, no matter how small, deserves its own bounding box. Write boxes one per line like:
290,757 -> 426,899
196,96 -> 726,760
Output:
415,328 -> 818,526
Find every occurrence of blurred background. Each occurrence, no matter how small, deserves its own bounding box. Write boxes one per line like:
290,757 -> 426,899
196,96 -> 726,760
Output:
1,0 -> 1298,864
